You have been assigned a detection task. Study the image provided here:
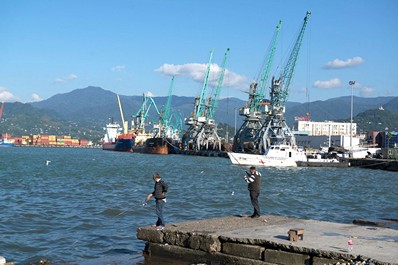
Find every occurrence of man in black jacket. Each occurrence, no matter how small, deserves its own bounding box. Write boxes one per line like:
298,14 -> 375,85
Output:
146,173 -> 168,230
244,166 -> 261,218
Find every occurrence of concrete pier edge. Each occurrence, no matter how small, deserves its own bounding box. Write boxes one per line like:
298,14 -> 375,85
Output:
137,215 -> 398,265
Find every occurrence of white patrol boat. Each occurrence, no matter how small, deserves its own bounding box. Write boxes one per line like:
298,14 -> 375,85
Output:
228,144 -> 307,167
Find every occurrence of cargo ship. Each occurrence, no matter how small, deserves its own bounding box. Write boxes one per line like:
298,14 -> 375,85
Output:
102,122 -> 135,152
134,137 -> 179,155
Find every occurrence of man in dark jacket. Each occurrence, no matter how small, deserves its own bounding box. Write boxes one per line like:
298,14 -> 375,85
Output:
146,173 -> 168,230
244,166 -> 261,218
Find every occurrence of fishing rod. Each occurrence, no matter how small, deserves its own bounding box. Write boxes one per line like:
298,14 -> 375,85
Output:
228,152 -> 250,174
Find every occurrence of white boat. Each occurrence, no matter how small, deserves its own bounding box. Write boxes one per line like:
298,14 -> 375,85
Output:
227,144 -> 307,167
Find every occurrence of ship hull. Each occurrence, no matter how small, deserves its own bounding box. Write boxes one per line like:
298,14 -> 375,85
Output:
227,144 -> 307,167
0,142 -> 14,147
102,138 -> 133,152
134,137 -> 178,155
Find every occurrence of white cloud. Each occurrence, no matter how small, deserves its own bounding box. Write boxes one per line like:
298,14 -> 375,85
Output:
54,73 -> 78,83
323,57 -> 364,69
357,84 -> 374,97
145,91 -> 154,97
0,87 -> 18,102
313,78 -> 342,89
155,63 -> 246,88
111,65 -> 126,72
30,93 -> 42,102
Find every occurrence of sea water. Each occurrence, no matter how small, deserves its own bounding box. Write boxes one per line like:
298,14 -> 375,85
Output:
0,147 -> 397,264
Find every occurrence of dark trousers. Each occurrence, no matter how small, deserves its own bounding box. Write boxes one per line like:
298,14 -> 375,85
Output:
155,199 -> 165,226
250,191 -> 260,216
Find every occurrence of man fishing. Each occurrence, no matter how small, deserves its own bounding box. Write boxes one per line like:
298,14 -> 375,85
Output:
146,173 -> 168,230
243,166 -> 261,218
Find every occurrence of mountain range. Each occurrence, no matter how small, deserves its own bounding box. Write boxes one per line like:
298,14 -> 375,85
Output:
1,86 -> 397,142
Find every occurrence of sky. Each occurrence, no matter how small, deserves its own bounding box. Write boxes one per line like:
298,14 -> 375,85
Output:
1,0 -> 397,104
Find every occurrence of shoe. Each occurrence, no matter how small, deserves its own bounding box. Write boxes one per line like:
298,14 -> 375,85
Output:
156,226 -> 164,231
250,215 -> 260,219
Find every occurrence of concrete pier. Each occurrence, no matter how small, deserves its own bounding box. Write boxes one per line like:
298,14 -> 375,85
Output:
137,215 -> 398,265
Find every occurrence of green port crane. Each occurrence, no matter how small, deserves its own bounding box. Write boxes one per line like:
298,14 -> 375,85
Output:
251,20 -> 282,113
183,48 -> 229,151
207,48 -> 230,120
271,11 -> 311,111
133,94 -> 160,133
156,76 -> 182,141
196,49 -> 214,119
159,76 -> 175,128
260,11 -> 311,150
232,20 -> 282,153
233,12 -> 311,153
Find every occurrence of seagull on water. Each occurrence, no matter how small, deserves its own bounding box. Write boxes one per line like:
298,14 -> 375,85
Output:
45,160 -> 51,166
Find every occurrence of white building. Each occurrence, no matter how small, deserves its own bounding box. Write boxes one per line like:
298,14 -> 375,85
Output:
296,120 -> 356,137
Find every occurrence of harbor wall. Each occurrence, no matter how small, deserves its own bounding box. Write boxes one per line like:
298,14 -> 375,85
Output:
137,215 -> 398,265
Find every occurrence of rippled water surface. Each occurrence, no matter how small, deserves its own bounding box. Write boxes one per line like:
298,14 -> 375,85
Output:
1,147 -> 397,264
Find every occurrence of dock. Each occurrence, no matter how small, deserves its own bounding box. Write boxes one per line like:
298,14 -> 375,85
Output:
137,215 -> 398,265
349,158 -> 398,172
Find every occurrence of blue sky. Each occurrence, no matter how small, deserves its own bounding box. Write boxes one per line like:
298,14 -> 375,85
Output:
1,0 -> 397,103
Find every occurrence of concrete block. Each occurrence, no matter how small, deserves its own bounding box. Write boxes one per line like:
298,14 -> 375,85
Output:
222,242 -> 265,260
163,231 -> 190,247
312,256 -> 340,265
147,243 -> 276,265
136,227 -> 164,243
188,233 -> 221,252
147,242 -> 208,262
264,249 -> 310,265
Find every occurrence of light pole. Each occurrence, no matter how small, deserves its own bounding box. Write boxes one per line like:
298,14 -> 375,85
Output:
349,81 -> 355,148
234,107 -> 238,137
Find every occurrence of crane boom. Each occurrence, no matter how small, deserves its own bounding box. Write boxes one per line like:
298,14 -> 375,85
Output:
196,49 -> 214,118
207,48 -> 230,119
117,95 -> 127,133
162,76 -> 175,126
278,11 -> 311,106
252,20 -> 282,112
